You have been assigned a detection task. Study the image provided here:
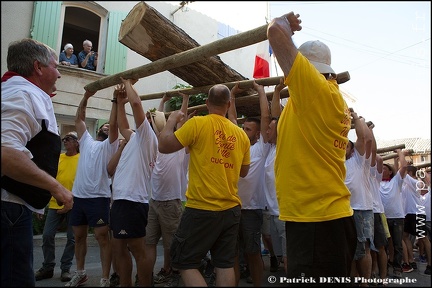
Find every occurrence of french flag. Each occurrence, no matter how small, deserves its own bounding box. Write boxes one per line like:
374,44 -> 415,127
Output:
253,40 -> 272,79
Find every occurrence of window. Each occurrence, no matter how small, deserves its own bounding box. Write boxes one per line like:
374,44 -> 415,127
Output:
31,1 -> 127,74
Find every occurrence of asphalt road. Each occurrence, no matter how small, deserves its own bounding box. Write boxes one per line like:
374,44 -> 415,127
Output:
33,233 -> 430,287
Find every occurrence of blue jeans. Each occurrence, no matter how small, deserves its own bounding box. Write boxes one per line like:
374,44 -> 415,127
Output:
1,201 -> 35,287
41,208 -> 75,272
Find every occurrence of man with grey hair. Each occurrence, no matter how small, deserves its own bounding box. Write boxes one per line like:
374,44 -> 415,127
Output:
1,38 -> 73,287
268,12 -> 356,283
78,39 -> 97,71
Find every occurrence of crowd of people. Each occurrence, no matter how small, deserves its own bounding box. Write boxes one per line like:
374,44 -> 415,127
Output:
1,10 -> 430,288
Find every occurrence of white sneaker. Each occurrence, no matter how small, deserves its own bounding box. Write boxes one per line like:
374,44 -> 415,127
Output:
65,271 -> 88,287
100,277 -> 110,287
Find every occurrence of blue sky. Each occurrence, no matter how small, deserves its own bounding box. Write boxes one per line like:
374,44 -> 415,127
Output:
168,1 -> 431,141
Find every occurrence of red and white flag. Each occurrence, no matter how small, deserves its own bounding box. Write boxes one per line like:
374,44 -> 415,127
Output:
253,40 -> 272,79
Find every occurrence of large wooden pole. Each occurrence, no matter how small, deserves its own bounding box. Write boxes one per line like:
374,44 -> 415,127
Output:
84,24 -> 268,93
138,76 -> 285,101
377,144 -> 406,154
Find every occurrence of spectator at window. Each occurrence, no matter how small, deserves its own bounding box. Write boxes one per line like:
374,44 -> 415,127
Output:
59,43 -> 78,67
78,40 -> 97,71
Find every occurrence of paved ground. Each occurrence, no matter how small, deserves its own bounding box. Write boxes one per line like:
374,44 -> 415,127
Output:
33,233 -> 430,287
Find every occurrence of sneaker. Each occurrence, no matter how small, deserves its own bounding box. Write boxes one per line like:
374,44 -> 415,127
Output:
65,271 -> 88,287
409,262 -> 417,270
425,265 -> 431,275
154,268 -> 172,284
100,278 -> 110,287
35,267 -> 54,281
270,255 -> 279,272
261,249 -> 269,256
164,271 -> 180,287
109,272 -> 120,287
61,271 -> 72,282
402,263 -> 413,273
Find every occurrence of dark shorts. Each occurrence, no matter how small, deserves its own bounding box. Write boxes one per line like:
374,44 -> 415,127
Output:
170,205 -> 241,270
69,197 -> 110,227
373,213 -> 388,250
404,213 -> 427,237
110,200 -> 149,239
239,209 -> 263,254
285,216 -> 357,284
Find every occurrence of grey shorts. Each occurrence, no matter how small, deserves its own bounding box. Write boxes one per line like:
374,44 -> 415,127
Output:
145,198 -> 183,247
353,209 -> 375,260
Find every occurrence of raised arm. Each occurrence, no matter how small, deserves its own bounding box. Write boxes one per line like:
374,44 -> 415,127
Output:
396,148 -> 408,179
271,79 -> 285,118
267,12 -> 302,78
108,88 -> 119,144
115,83 -> 133,141
228,83 -> 242,125
75,90 -> 95,139
350,108 -> 370,157
258,82 -> 270,143
158,110 -> 185,154
107,139 -> 127,177
121,78 -> 143,131
367,122 -> 377,167
177,92 -> 190,129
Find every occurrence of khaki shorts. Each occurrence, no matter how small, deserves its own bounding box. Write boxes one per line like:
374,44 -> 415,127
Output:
145,198 -> 183,248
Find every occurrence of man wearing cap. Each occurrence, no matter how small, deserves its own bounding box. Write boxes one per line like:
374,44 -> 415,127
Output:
59,43 -> 78,67
158,84 -> 250,286
267,12 -> 356,281
34,132 -> 80,283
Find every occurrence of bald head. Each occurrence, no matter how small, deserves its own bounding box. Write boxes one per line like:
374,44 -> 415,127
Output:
208,84 -> 230,107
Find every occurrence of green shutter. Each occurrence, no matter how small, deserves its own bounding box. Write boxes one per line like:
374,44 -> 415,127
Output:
30,1 -> 61,48
105,11 -> 128,75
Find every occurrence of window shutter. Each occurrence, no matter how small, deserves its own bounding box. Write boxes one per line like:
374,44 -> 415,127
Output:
105,11 -> 128,75
30,1 -> 61,49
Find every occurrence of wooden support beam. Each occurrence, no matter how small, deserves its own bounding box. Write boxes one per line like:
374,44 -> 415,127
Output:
415,162 -> 431,169
138,76 -> 285,101
377,144 -> 406,154
85,24 -> 268,93
381,153 -> 399,161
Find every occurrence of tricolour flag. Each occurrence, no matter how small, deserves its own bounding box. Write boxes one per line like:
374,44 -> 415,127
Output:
253,40 -> 272,79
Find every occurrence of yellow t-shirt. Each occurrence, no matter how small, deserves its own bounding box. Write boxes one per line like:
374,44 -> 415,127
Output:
174,114 -> 250,211
275,53 -> 353,222
48,153 -> 80,209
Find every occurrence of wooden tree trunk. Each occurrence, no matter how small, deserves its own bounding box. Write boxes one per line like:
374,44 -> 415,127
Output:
118,1 -> 253,87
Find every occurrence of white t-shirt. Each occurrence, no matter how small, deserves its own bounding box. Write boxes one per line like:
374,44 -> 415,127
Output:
369,165 -> 384,213
264,145 -> 279,216
72,130 -> 118,198
345,149 -> 373,210
151,148 -> 189,201
402,174 -> 427,215
112,120 -> 157,203
380,171 -> 405,219
238,135 -> 270,209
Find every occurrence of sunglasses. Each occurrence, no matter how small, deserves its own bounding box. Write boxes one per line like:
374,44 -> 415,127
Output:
62,137 -> 76,142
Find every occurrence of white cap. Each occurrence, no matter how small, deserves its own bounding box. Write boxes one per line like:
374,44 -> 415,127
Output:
64,43 -> 73,50
298,40 -> 335,75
